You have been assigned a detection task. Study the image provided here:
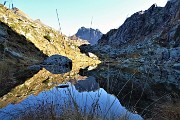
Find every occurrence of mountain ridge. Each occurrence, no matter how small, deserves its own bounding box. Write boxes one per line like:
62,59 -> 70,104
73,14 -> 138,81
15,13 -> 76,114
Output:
98,0 -> 180,48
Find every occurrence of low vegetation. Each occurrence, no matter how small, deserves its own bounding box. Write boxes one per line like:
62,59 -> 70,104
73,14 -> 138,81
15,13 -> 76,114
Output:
151,100 -> 180,120
0,61 -> 11,83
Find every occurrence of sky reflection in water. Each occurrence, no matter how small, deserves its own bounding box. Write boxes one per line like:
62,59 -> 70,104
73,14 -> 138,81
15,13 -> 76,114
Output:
0,76 -> 143,120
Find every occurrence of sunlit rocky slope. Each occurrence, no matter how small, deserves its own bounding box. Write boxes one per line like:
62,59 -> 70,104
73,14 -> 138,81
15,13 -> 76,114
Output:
0,5 -> 100,67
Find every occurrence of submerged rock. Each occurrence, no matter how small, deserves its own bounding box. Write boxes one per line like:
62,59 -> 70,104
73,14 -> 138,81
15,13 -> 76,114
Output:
88,52 -> 98,59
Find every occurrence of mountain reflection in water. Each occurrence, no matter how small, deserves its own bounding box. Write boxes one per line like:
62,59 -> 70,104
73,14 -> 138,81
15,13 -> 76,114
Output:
0,76 -> 143,120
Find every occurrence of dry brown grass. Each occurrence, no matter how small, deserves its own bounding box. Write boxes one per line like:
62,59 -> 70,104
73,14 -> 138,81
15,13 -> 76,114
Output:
151,100 -> 180,120
7,89 -> 132,120
14,103 -> 130,120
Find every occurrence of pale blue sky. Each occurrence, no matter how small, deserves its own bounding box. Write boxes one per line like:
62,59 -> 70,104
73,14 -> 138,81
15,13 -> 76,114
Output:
2,0 -> 167,36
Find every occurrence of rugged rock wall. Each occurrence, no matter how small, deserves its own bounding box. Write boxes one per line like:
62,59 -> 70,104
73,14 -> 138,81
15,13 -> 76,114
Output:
98,0 -> 180,48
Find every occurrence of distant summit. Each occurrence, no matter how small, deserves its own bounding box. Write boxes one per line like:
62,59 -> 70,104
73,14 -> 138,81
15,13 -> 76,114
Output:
75,27 -> 103,45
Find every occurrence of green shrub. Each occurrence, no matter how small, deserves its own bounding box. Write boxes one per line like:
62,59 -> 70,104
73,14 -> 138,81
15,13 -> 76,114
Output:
44,34 -> 51,41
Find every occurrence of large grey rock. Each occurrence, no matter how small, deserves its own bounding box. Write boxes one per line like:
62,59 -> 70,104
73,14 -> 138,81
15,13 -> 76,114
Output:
43,54 -> 72,66
42,54 -> 72,74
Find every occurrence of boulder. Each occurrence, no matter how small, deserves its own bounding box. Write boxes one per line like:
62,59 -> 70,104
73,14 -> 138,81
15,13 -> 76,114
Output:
88,52 -> 98,59
43,54 -> 72,66
42,54 -> 72,74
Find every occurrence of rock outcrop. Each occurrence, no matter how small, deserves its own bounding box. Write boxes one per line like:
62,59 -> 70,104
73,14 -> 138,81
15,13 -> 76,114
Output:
68,35 -> 90,46
85,0 -> 180,67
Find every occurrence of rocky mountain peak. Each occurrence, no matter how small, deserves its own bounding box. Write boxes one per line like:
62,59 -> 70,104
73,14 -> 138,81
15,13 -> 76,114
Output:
75,27 -> 103,45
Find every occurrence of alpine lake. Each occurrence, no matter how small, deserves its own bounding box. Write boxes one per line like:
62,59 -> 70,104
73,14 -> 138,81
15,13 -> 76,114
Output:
0,61 -> 179,120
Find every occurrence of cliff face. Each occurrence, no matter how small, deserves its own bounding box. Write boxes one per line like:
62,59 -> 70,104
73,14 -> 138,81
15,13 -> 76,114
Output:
98,0 -> 180,48
75,27 -> 103,45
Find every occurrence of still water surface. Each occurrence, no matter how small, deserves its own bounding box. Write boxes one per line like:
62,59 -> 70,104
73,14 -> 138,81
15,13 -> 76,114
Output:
0,63 -> 179,119
0,76 -> 143,120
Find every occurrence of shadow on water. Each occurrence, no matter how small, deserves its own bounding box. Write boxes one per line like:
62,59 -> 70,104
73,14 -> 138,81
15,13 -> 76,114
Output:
79,63 -> 180,118
0,69 -> 40,97
0,54 -> 72,97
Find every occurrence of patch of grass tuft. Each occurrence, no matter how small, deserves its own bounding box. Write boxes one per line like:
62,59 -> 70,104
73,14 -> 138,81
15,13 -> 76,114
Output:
0,61 -> 11,83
